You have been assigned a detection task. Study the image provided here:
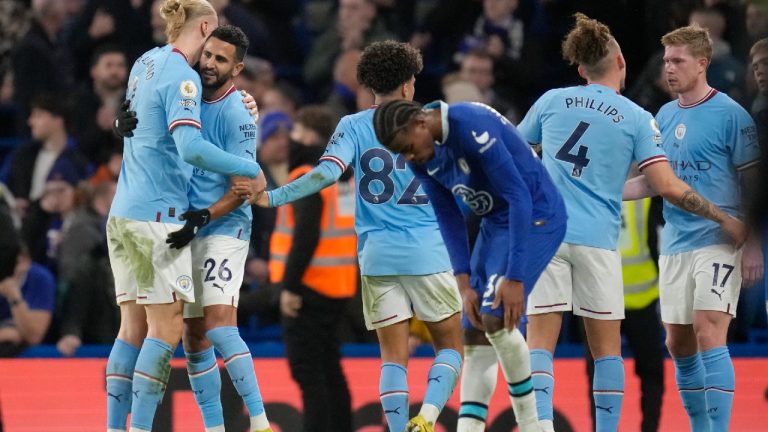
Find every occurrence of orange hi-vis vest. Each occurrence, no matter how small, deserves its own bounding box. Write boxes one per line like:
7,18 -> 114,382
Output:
269,165 -> 357,298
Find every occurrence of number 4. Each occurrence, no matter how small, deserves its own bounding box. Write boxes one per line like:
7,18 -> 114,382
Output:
556,121 -> 591,177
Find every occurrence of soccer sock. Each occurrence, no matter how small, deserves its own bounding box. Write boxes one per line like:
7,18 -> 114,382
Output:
702,346 -> 735,431
530,348 -> 555,431
420,349 -> 462,424
130,338 -> 173,431
592,356 -> 624,432
106,338 -> 140,432
380,362 -> 409,432
207,326 -> 269,430
186,347 -> 224,430
674,352 -> 708,431
486,328 -> 539,432
457,345 -> 497,432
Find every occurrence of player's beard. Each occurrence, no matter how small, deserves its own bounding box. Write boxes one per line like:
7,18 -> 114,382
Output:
201,70 -> 230,90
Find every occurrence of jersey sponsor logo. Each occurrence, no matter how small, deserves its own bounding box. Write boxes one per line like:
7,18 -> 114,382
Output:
179,99 -> 196,112
239,123 -> 257,139
328,131 -> 345,147
451,184 -> 493,215
180,80 -> 198,98
741,125 -> 758,144
458,158 -> 471,174
472,130 -> 497,154
176,275 -> 193,293
675,123 -> 686,140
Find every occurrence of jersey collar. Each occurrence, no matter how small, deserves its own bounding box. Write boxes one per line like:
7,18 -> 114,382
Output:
170,45 -> 189,63
203,84 -> 237,104
677,87 -> 718,109
424,100 -> 449,145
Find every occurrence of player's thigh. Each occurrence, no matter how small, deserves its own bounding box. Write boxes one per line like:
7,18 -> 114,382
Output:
183,235 -> 248,319
361,275 -> 412,330
571,245 -> 624,320
107,216 -> 138,304
403,272 -> 462,324
526,243 -> 573,317
659,251 -> 696,325
691,244 -> 742,318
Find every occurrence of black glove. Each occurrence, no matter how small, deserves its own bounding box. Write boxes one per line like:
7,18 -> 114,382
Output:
166,209 -> 211,249
113,100 -> 138,138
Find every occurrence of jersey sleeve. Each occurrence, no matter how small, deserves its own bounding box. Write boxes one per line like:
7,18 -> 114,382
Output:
163,67 -> 203,132
268,161 -> 340,207
729,109 -> 760,172
516,94 -> 546,144
461,126 -> 533,281
318,116 -> 357,174
633,110 -> 668,171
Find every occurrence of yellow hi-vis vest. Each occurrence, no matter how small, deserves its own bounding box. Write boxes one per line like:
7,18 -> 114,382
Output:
619,198 -> 659,310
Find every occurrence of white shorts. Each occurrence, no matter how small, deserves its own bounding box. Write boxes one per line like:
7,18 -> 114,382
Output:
659,244 -> 742,325
361,272 -> 461,330
183,235 -> 248,319
107,216 -> 194,305
527,243 -> 625,320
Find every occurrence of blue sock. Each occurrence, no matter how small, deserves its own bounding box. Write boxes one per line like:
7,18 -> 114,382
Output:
423,349 -> 462,412
530,349 -> 555,422
380,362 -> 409,432
593,356 -> 624,432
186,347 -> 223,428
702,346 -> 735,431
674,352 -> 708,431
106,338 -> 140,431
207,326 -> 264,417
130,338 -> 173,431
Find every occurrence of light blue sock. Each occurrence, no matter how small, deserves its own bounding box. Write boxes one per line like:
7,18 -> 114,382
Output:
674,352 -> 708,431
593,356 -> 624,432
130,338 -> 173,431
423,349 -> 462,413
186,347 -> 223,428
530,348 -> 555,422
702,346 -> 735,431
207,326 -> 264,417
380,362 -> 409,432
106,338 -> 140,431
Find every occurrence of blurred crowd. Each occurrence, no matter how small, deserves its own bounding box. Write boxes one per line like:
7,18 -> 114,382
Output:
0,0 -> 766,357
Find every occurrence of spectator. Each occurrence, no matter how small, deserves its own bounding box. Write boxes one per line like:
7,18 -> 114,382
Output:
0,94 -> 88,220
325,49 -> 362,117
303,0 -> 396,93
459,0 -> 525,64
260,84 -> 301,118
0,243 -> 56,358
235,56 -> 275,107
458,49 -> 519,120
12,0 -> 75,136
747,0 -> 768,47
627,52 -> 675,115
208,0 -> 275,61
0,0 -> 30,78
72,44 -> 127,166
88,149 -> 121,187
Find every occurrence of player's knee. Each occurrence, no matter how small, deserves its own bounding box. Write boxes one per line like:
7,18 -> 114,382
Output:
182,326 -> 210,353
665,333 -> 696,358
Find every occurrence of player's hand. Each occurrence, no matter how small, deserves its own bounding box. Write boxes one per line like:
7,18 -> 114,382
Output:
56,334 -> 82,357
113,100 -> 138,138
457,273 -> 483,330
231,171 -> 267,204
720,215 -> 747,249
280,290 -> 302,318
166,209 -> 211,249
742,235 -> 764,288
492,278 -> 524,330
253,191 -> 270,208
241,90 -> 258,121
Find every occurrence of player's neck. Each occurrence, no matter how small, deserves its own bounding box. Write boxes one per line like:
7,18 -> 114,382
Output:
677,79 -> 712,106
374,93 -> 403,106
426,109 -> 443,142
587,77 -> 620,93
171,40 -> 198,67
203,81 -> 233,102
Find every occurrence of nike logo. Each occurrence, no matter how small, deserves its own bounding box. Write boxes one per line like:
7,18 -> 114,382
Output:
535,387 -> 550,395
107,392 -> 123,402
596,405 -> 613,414
427,166 -> 440,176
384,407 -> 401,415
427,375 -> 442,384
710,288 -> 724,301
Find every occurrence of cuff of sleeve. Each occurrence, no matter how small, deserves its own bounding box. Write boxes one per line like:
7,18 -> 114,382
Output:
168,119 -> 202,132
505,269 -> 525,282
453,267 -> 471,276
638,155 -> 668,171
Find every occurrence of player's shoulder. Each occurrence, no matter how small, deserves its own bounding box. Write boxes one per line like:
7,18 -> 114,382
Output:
343,108 -> 375,127
711,91 -> 752,120
219,87 -> 251,119
656,100 -> 679,121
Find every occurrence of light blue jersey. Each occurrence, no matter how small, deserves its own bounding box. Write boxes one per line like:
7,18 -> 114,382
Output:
110,45 -> 260,224
190,85 -> 256,240
268,108 -> 451,276
657,89 -> 760,255
518,84 -> 667,250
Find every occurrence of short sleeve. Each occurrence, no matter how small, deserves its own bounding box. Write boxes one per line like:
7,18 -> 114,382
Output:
633,110 -> 668,171
164,66 -> 203,133
319,116 -> 357,174
517,95 -> 545,144
730,109 -> 760,171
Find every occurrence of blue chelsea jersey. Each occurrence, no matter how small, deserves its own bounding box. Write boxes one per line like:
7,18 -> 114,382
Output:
189,85 -> 256,239
517,84 -> 668,250
657,89 -> 760,254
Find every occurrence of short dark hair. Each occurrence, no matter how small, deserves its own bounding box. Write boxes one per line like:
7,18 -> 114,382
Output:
295,105 -> 337,143
210,25 -> 249,62
90,44 -> 126,68
372,99 -> 423,149
30,93 -> 70,121
357,41 -> 423,95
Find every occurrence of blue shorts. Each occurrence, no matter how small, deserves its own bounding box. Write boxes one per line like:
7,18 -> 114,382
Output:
462,218 -> 566,330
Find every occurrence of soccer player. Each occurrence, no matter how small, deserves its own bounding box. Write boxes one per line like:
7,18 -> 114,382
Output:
517,15 -> 747,432
625,25 -> 759,431
247,41 -> 464,432
105,2 -> 264,431
372,99 -> 568,432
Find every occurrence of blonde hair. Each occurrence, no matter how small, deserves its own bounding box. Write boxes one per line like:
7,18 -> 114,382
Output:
160,0 -> 215,43
561,13 -> 614,78
751,38 -> 768,59
661,24 -> 713,61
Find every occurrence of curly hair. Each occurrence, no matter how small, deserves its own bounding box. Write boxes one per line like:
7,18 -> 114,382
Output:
661,24 -> 713,61
561,13 -> 613,76
357,41 -> 423,95
373,99 -> 423,150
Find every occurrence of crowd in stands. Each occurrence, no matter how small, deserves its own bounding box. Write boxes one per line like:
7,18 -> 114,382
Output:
0,0 -> 766,357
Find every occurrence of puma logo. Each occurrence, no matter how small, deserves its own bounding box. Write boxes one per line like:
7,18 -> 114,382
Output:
132,390 -> 139,398
708,407 -> 718,414
711,288 -> 724,301
427,375 -> 442,384
213,282 -> 226,293
384,407 -> 401,415
596,405 -> 613,414
245,149 -> 254,159
192,389 -> 204,395
233,376 -> 246,383
535,387 -> 550,395
107,392 -> 123,402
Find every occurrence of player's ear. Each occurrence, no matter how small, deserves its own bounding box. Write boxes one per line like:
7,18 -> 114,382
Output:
233,62 -> 244,77
577,65 -> 587,81
617,53 -> 626,72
